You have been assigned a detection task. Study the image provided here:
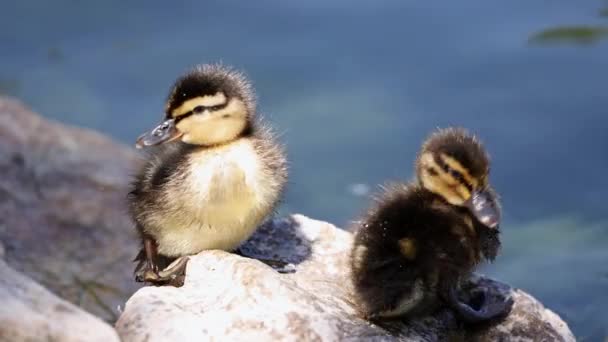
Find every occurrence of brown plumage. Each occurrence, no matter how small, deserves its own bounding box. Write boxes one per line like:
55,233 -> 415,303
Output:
350,127 -> 512,323
128,64 -> 288,285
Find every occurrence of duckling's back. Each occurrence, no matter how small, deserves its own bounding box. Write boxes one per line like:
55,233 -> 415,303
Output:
350,183 -> 482,318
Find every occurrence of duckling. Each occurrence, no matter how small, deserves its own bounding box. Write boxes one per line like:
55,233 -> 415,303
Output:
128,64 -> 287,285
349,127 -> 513,323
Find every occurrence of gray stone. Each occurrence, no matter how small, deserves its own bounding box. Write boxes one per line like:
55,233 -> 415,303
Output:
116,215 -> 576,342
0,259 -> 120,342
0,97 -> 140,321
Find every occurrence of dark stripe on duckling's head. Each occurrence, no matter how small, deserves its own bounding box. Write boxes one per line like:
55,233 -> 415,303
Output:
420,127 -> 489,179
160,64 -> 255,146
416,128 -> 501,228
416,128 -> 490,206
136,64 -> 256,148
165,64 -> 255,117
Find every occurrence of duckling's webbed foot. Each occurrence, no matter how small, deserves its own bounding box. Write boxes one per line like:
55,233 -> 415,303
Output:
135,237 -> 189,286
155,256 -> 189,286
446,285 -> 513,323
136,256 -> 189,287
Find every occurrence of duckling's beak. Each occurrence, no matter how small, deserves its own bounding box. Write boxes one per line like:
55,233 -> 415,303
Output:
466,190 -> 500,229
135,118 -> 183,149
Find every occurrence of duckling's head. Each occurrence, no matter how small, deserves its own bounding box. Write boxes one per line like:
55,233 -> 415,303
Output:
416,127 -> 500,228
136,64 -> 255,148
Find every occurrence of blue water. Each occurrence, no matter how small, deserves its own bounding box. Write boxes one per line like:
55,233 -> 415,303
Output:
1,0 -> 607,339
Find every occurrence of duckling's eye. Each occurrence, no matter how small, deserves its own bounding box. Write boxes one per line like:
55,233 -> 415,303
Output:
427,167 -> 439,176
447,168 -> 466,184
193,105 -> 206,114
449,169 -> 460,178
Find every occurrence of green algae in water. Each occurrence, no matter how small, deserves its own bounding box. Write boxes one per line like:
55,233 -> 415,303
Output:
529,26 -> 608,45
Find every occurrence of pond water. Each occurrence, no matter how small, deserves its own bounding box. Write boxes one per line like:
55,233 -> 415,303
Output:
1,0 -> 607,339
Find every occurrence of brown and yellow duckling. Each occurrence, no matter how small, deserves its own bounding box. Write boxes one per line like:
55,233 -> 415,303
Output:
350,127 -> 513,323
128,64 -> 287,285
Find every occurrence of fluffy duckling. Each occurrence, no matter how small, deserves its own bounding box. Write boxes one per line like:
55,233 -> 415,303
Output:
350,128 -> 512,323
128,64 -> 287,285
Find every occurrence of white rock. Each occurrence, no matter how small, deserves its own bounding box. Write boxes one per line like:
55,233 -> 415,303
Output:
116,215 -> 575,342
0,260 -> 120,342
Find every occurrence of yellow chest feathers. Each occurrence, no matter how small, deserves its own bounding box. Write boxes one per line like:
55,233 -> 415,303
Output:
148,139 -> 279,256
179,139 -> 263,205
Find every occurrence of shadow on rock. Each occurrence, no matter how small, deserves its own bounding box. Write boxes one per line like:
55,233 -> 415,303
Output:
238,215 -> 313,266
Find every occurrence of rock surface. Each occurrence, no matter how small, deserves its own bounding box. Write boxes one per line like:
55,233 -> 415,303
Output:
0,97 -> 140,321
0,97 -> 575,341
116,215 -> 576,342
0,259 -> 120,342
